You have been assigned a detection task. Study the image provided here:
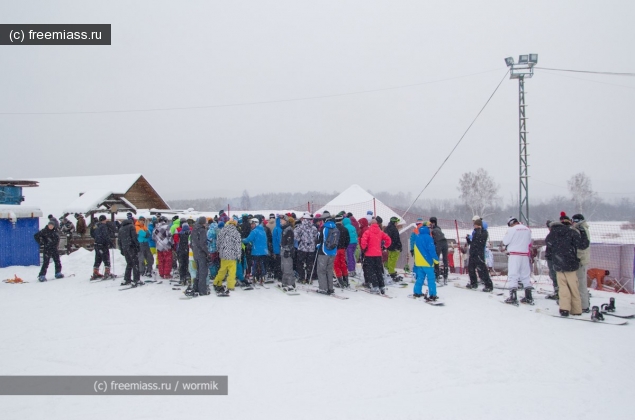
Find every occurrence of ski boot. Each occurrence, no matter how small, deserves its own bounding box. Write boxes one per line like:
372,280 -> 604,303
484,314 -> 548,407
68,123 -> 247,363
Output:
559,309 -> 569,317
370,286 -> 380,294
349,271 -> 357,278
379,287 -> 386,295
482,285 -> 493,293
425,295 -> 439,302
120,279 -> 132,286
582,308 -> 590,314
505,289 -> 519,306
591,306 -> 604,321
317,289 -> 328,295
38,275 -> 47,282
216,286 -> 230,297
465,282 -> 478,290
342,275 -> 349,288
412,293 -> 424,298
103,267 -> 116,279
184,287 -> 198,297
601,297 -> 616,313
336,277 -> 344,288
545,287 -> 559,301
55,272 -> 64,279
520,287 -> 534,305
327,289 -> 335,295
90,267 -> 104,281
131,280 -> 144,287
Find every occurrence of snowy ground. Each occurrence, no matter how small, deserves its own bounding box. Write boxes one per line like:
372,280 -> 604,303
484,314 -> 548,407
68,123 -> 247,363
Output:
1,249 -> 634,420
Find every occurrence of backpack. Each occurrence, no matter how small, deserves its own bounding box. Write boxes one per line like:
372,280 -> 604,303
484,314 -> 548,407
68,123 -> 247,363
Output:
324,227 -> 340,251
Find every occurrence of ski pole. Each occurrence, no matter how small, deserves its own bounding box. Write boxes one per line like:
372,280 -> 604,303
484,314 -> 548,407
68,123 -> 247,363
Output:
309,249 -> 319,285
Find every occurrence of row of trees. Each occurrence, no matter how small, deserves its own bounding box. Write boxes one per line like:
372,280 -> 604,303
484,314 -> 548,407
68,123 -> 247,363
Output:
168,171 -> 633,225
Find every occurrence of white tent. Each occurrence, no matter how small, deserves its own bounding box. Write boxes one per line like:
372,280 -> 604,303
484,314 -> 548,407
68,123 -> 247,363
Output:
315,184 -> 404,224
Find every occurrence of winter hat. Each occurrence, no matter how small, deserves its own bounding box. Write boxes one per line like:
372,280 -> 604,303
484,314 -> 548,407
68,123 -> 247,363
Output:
390,216 -> 400,224
507,217 -> 518,227
335,215 -> 344,222
347,212 -> 353,218
250,218 -> 260,225
218,221 -> 225,229
181,223 -> 190,232
572,214 -> 585,223
302,212 -> 312,219
474,219 -> 483,227
172,215 -> 179,221
375,216 -> 383,224
99,215 -> 107,222
280,215 -> 289,223
336,211 -> 346,218
47,220 -> 55,226
226,220 -> 237,226
429,216 -> 438,224
269,213 -> 275,220
219,209 -> 225,215
559,212 -> 571,223
472,215 -> 481,222
321,211 -> 331,220
48,214 -> 53,219
139,216 -> 146,221
366,210 -> 373,215
416,218 -> 424,225
127,212 -> 133,219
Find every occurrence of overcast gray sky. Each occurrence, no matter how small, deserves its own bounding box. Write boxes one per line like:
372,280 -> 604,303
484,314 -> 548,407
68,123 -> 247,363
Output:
1,0 -> 634,205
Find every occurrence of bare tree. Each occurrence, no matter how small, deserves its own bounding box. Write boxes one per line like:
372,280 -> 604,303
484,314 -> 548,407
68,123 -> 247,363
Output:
240,190 -> 252,211
457,168 -> 499,218
567,172 -> 599,215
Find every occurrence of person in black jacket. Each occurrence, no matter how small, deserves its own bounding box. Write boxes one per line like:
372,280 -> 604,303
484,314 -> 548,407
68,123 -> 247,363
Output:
385,217 -> 402,282
429,216 -> 449,283
34,220 -> 63,281
333,215 -> 351,287
191,216 -> 209,295
177,223 -> 191,287
279,215 -> 296,290
90,215 -> 114,280
118,219 -> 142,286
465,219 -> 493,292
545,213 -> 590,317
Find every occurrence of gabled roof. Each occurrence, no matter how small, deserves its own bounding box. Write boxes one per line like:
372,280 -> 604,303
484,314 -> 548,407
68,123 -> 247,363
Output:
23,174 -> 142,218
315,184 -> 403,224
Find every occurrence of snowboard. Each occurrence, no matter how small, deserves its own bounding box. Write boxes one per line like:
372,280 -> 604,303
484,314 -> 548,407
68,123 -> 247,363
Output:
407,295 -> 445,306
119,282 -> 146,291
535,308 -> 628,325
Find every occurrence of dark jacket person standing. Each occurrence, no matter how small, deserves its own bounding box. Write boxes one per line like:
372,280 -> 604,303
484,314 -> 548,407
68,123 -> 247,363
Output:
34,220 -> 63,281
118,219 -> 141,286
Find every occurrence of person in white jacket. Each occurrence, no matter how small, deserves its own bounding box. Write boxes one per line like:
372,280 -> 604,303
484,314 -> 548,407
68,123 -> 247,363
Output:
501,217 -> 533,305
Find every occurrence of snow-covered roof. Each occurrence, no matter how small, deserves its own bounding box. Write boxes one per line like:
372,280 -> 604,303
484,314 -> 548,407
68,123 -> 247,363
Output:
0,204 -> 43,219
62,190 -> 113,214
315,184 -> 404,224
22,174 -> 142,219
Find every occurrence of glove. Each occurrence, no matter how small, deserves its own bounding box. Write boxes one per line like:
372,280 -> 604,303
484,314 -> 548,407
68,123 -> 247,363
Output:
465,235 -> 471,244
283,250 -> 290,258
410,250 -> 414,257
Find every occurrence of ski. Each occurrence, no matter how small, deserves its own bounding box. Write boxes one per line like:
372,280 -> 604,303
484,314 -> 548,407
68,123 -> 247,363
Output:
90,275 -> 120,282
275,284 -> 301,295
355,286 -> 393,299
535,308 -> 628,325
297,285 -> 349,300
118,282 -> 145,291
454,283 -> 503,295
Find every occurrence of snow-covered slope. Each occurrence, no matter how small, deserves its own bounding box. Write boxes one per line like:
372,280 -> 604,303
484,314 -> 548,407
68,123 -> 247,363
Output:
1,252 -> 633,420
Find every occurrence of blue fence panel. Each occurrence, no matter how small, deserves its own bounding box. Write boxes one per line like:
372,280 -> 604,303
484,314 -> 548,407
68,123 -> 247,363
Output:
0,218 -> 40,268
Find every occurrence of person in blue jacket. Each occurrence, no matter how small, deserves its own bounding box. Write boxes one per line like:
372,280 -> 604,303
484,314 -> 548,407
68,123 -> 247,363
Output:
412,223 -> 439,301
271,216 -> 283,280
242,218 -> 270,284
207,220 -> 220,279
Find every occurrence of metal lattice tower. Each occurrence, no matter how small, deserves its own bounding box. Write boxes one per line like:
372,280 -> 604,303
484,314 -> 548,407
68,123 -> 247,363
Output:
518,77 -> 529,225
505,54 -> 537,225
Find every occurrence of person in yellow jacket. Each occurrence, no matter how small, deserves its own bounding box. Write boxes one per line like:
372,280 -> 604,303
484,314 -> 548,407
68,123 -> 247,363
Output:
412,223 -> 439,301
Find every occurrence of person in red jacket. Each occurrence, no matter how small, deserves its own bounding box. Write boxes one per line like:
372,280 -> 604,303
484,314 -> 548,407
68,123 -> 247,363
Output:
358,217 -> 370,283
360,219 -> 392,294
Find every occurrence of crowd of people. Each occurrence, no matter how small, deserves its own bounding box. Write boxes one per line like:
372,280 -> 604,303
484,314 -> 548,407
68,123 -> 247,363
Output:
33,208 -> 596,316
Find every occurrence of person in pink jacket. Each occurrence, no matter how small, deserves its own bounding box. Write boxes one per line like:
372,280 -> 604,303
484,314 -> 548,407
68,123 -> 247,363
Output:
360,219 -> 392,294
